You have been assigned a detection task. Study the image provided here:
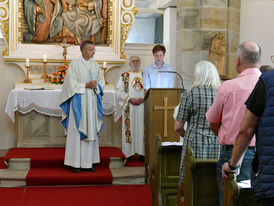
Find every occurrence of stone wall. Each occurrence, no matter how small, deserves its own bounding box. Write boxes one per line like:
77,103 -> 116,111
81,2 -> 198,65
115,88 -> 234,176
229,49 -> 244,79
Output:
176,0 -> 241,88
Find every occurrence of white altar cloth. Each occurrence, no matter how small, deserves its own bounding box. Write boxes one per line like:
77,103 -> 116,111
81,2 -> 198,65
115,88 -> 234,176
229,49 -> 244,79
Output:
5,87 -> 116,122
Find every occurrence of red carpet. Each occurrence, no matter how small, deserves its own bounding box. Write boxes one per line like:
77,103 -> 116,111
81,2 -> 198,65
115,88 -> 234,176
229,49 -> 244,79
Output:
0,184 -> 152,206
4,147 -> 125,186
26,164 -> 113,186
125,160 -> 145,167
5,147 -> 125,168
124,155 -> 145,167
0,157 -> 7,169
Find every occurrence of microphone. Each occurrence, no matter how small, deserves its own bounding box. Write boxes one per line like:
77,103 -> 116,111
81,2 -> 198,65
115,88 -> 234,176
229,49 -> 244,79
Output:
158,70 -> 184,89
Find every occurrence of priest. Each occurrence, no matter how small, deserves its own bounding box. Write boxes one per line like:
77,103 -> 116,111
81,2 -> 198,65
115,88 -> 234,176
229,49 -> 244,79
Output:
115,56 -> 145,159
59,40 -> 105,173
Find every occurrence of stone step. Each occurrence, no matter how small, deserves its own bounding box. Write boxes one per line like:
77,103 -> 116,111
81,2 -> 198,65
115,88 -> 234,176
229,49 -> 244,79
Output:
111,167 -> 145,185
0,167 -> 145,187
6,157 -> 124,170
109,157 -> 124,169
1,157 -> 145,187
0,168 -> 28,187
8,158 -> 30,170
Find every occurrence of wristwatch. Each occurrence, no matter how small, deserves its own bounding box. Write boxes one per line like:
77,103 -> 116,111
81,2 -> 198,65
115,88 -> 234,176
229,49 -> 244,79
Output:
228,159 -> 240,170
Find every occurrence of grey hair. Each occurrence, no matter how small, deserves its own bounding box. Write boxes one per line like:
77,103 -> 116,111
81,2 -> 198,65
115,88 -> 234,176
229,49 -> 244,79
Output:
129,56 -> 141,62
236,41 -> 261,66
191,61 -> 221,90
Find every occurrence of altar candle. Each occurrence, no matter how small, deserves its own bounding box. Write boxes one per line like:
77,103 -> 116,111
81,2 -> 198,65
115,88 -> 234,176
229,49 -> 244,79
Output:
103,61 -> 107,68
26,58 -> 30,67
43,55 -> 47,63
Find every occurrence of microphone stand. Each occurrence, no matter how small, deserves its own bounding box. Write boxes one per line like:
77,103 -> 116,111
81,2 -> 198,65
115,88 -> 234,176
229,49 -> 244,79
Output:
158,70 -> 185,90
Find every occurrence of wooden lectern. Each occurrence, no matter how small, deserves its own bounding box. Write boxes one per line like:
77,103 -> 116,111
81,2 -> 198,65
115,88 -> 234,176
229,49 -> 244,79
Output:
144,88 -> 182,183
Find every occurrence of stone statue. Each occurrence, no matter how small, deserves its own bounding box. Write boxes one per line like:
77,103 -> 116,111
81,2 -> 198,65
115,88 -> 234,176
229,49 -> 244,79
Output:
208,33 -> 226,75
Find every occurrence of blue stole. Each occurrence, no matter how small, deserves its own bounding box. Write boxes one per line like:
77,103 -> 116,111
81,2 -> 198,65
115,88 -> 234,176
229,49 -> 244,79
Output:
60,84 -> 104,140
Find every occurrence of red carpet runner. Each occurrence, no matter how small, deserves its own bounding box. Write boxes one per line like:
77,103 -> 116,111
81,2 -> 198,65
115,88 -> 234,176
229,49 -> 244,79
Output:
124,155 -> 145,167
0,157 -> 7,169
4,147 -> 125,186
0,184 -> 152,206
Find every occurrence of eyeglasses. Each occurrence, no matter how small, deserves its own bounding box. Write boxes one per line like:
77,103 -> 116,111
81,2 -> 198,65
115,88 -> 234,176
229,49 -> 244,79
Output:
85,48 -> 95,51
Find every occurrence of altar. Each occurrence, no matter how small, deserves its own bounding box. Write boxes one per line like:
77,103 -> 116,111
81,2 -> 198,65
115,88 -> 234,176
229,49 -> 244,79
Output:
5,85 -> 122,148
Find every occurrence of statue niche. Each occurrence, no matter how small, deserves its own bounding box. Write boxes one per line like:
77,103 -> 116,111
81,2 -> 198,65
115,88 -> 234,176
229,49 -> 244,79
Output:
208,33 -> 226,76
23,0 -> 108,45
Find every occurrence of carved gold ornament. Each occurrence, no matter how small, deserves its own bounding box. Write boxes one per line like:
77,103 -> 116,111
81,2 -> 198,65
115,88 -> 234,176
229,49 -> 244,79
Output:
120,0 -> 138,59
0,0 -> 9,55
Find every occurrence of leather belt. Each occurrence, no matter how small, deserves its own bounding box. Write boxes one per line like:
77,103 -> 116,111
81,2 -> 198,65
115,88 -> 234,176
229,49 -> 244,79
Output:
221,145 -> 255,151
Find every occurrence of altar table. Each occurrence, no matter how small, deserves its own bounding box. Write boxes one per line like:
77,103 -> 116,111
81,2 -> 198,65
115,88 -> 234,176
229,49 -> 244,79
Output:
5,86 -> 122,148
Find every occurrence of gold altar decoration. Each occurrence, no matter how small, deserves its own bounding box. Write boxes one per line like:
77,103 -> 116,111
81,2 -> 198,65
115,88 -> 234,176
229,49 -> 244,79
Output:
24,65 -> 32,83
41,62 -> 48,80
0,0 -> 9,56
1,0 -> 136,64
102,64 -> 108,84
58,41 -> 73,63
120,0 -> 138,59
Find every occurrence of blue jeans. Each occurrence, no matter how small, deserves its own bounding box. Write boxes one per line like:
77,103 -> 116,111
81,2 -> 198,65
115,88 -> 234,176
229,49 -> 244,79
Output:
217,149 -> 255,206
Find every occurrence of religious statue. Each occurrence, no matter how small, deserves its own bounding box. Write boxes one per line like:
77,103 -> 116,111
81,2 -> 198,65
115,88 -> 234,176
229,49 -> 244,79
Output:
23,0 -> 108,45
23,0 -> 63,43
58,40 -> 73,62
61,0 -> 104,44
208,33 -> 226,75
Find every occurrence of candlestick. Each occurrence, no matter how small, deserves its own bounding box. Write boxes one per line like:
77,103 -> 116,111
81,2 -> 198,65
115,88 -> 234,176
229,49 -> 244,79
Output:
43,55 -> 47,63
26,58 -> 30,67
24,66 -> 32,83
41,62 -> 48,79
101,64 -> 108,84
103,61 -> 107,68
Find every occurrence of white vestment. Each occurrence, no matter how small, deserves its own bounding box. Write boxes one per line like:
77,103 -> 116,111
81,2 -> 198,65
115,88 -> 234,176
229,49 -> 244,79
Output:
59,56 -> 105,168
115,71 -> 145,158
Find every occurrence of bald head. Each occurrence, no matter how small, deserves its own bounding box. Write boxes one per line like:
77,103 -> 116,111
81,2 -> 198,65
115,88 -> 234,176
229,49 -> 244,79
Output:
236,41 -> 261,67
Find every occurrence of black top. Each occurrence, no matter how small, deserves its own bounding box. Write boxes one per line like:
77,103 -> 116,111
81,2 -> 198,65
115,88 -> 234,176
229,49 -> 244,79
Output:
245,78 -> 266,117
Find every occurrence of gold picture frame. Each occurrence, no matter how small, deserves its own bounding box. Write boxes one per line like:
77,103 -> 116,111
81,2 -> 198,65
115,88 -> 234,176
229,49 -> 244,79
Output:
0,0 -> 138,64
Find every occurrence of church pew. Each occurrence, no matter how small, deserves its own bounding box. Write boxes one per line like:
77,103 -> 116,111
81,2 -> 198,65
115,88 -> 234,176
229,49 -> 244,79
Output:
150,135 -> 182,206
177,147 -> 219,206
222,173 -> 260,206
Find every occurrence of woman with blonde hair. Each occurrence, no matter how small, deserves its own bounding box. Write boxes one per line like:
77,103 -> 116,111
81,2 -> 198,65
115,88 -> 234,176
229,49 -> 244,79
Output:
174,60 -> 221,183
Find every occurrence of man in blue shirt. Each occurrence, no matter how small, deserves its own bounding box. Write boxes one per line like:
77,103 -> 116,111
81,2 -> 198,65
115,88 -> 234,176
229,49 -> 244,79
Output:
143,44 -> 174,90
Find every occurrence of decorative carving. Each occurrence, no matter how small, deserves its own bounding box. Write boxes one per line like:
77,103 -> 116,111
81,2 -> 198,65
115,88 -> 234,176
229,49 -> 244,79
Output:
177,147 -> 194,206
208,33 -> 226,76
58,41 -> 73,63
154,97 -> 176,138
2,0 -> 133,64
221,173 -> 240,206
108,0 -> 113,46
120,0 -> 138,59
0,0 -> 9,55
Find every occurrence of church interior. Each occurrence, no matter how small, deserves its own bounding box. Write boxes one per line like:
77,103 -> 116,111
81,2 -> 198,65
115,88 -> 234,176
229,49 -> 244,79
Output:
0,0 -> 273,205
